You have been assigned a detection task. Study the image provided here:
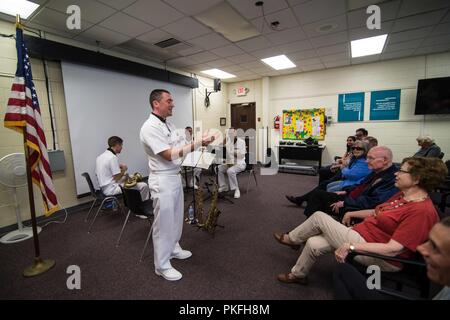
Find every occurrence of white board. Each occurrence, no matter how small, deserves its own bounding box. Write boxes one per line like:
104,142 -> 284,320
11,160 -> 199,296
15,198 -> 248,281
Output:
61,61 -> 193,195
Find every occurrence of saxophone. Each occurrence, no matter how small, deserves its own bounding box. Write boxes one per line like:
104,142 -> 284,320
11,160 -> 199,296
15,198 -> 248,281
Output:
124,172 -> 143,188
198,177 -> 221,235
195,184 -> 205,224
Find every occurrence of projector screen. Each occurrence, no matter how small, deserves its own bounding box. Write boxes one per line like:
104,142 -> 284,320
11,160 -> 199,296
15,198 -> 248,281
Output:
61,61 -> 193,196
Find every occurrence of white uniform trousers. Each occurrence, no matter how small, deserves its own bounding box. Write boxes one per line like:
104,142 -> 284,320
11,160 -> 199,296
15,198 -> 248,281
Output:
147,173 -> 184,271
102,181 -> 150,201
218,163 -> 246,191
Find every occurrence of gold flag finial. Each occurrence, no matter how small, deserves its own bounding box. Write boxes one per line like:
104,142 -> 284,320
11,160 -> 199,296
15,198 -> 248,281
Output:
16,14 -> 22,29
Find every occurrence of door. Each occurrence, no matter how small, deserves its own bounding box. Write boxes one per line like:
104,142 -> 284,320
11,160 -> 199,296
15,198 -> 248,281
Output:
231,103 -> 256,161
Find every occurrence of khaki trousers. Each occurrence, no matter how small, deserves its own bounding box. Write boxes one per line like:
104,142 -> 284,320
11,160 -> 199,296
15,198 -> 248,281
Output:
288,211 -> 400,278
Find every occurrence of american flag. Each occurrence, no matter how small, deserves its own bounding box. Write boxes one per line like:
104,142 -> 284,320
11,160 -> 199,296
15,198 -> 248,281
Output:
4,27 -> 59,216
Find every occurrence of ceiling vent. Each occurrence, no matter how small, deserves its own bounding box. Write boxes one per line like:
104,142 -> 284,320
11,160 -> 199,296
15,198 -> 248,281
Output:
154,37 -> 182,48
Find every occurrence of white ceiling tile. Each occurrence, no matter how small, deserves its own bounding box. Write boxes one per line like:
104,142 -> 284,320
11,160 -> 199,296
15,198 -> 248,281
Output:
99,12 -> 154,37
227,53 -> 258,63
177,46 -> 203,56
310,31 -> 348,48
320,52 -> 349,62
251,8 -> 300,34
315,43 -> 349,56
287,0 -> 311,7
233,69 -> 258,76
347,0 -> 400,29
210,44 -> 245,57
166,56 -> 196,67
252,66 -> 278,73
278,39 -> 313,53
47,0 -> 116,24
348,21 -> 393,41
124,0 -> 184,27
351,55 -> 380,64
239,60 -> 266,69
277,67 -> 302,75
96,0 -> 137,10
188,63 -> 212,72
186,51 -> 220,63
136,29 -> 173,44
415,43 -> 450,55
75,25 -> 131,48
250,47 -> 283,59
301,63 -> 325,72
164,0 -> 223,15
295,57 -> 322,66
432,22 -> 450,37
25,21 -> 79,39
188,33 -> 230,50
207,58 -> 234,68
347,0 -> 384,11
222,65 -> 245,72
324,59 -> 350,68
162,17 -> 212,40
392,10 -> 447,33
421,34 -> 450,47
388,27 -> 433,44
384,39 -> 422,53
380,48 -> 416,61
397,0 -> 450,18
302,14 -> 347,38
287,49 -> 318,60
235,36 -> 273,52
265,27 -> 308,45
30,7 -> 93,36
228,0 -> 289,20
292,0 -> 346,25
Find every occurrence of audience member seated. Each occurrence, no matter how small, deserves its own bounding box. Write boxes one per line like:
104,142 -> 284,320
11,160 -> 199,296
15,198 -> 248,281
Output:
274,157 -> 447,285
414,136 -> 442,158
362,136 -> 378,150
218,127 -> 246,199
287,146 -> 398,218
333,217 -> 450,300
355,128 -> 368,141
318,136 -> 356,183
326,140 -> 372,192
95,136 -> 151,217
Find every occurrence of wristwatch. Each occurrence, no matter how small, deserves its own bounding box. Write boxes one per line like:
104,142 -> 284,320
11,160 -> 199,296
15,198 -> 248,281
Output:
349,244 -> 355,252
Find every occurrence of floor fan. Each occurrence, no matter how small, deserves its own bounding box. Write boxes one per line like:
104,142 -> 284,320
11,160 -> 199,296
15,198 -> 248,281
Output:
0,153 -> 41,244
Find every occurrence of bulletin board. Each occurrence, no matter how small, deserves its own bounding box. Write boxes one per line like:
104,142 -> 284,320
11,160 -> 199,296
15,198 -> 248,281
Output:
282,108 -> 326,140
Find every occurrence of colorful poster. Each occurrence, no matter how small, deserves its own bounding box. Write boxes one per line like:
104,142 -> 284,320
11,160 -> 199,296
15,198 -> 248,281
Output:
338,92 -> 365,122
282,108 -> 325,140
370,89 -> 401,120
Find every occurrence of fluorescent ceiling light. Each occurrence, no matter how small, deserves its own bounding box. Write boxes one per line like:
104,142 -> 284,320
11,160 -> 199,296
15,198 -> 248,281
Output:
0,0 -> 40,19
351,34 -> 388,58
261,55 -> 296,70
194,2 -> 259,42
201,69 -> 236,79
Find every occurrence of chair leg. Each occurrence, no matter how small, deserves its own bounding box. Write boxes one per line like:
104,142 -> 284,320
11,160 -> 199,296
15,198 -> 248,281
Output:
116,210 -> 132,247
140,219 -> 154,262
253,170 -> 258,186
246,171 -> 251,194
85,199 -> 97,222
88,198 -> 108,233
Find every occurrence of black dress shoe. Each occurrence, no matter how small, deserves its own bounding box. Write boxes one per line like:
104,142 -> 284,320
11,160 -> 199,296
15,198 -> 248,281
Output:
277,272 -> 308,285
285,195 -> 304,207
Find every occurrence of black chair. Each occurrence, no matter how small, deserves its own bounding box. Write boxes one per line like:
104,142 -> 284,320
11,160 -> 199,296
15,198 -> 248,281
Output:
430,160 -> 450,213
116,187 -> 154,255
346,250 -> 433,300
81,172 -> 123,233
238,152 -> 258,194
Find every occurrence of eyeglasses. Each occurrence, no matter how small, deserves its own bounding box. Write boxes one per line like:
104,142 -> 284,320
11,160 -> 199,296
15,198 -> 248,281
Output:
398,169 -> 410,174
352,147 -> 364,151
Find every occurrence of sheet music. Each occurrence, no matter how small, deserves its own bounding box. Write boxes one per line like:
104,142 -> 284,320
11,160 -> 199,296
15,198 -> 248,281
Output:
182,151 -> 215,170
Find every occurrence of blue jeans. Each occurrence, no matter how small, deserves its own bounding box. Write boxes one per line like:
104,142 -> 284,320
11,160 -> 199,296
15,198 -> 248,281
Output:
326,180 -> 343,192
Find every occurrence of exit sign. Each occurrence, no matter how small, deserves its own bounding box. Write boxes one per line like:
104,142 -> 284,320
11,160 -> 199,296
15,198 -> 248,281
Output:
236,87 -> 248,96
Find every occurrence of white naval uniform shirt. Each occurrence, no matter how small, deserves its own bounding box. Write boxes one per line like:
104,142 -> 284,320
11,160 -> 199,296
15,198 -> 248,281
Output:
139,113 -> 185,172
95,149 -> 121,193
225,138 -> 246,166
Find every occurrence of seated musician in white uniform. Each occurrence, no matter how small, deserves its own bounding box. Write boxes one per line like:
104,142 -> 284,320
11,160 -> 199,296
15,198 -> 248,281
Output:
184,126 -> 202,189
95,136 -> 150,216
218,128 -> 246,199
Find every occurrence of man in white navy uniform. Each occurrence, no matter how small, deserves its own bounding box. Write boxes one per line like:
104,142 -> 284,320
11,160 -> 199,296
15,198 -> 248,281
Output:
218,128 -> 246,199
140,89 -> 214,281
95,136 -> 150,214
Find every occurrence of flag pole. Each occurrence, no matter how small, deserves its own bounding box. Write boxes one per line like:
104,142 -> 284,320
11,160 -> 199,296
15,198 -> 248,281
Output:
15,14 -> 55,277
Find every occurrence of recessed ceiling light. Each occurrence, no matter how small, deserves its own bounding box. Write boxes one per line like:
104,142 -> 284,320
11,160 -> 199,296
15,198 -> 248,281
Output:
201,69 -> 236,79
261,55 -> 296,70
351,34 -> 388,58
0,0 -> 40,19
